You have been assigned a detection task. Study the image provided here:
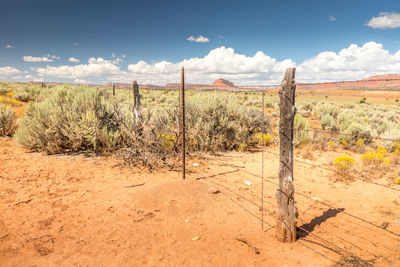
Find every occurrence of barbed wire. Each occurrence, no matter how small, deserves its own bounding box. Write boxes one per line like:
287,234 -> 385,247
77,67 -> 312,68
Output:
276,126 -> 400,143
195,160 -> 400,241
198,167 -> 388,263
257,148 -> 400,193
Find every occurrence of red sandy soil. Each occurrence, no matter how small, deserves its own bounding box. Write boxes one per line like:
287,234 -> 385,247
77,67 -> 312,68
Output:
1,138 -> 400,266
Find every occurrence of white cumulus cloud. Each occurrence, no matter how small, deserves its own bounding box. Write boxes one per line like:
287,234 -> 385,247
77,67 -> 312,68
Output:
297,41 -> 400,82
0,66 -> 21,76
21,42 -> 400,85
68,57 -> 80,63
33,57 -> 121,79
23,56 -> 54,62
187,35 -> 210,43
367,12 -> 400,29
123,46 -> 295,85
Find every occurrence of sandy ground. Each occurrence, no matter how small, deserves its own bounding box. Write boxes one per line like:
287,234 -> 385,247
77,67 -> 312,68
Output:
1,137 -> 400,266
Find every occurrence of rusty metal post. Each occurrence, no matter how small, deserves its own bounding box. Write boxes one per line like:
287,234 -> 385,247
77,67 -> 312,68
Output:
181,67 -> 185,180
261,89 -> 265,230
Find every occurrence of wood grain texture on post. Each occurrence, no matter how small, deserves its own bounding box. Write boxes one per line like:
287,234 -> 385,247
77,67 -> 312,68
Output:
275,68 -> 299,242
132,81 -> 143,131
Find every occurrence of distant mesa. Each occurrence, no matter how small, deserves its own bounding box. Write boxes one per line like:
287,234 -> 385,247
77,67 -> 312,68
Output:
212,78 -> 235,87
360,73 -> 400,81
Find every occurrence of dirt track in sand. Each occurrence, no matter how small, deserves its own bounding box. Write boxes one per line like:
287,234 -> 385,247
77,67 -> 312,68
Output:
1,137 -> 400,266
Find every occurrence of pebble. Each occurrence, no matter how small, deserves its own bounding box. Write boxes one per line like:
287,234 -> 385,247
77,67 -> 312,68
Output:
208,187 -> 220,194
244,180 -> 252,186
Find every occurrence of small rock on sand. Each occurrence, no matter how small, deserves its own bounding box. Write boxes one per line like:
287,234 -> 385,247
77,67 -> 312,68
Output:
208,187 -> 220,194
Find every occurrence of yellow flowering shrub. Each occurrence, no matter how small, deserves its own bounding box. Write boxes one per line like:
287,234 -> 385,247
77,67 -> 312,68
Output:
328,141 -> 336,147
333,155 -> 355,178
257,133 -> 273,146
361,147 -> 390,166
355,138 -> 364,147
159,134 -> 176,151
238,143 -> 246,152
393,142 -> 400,156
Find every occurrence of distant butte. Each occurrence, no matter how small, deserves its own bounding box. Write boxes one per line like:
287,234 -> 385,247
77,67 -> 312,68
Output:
212,78 -> 236,87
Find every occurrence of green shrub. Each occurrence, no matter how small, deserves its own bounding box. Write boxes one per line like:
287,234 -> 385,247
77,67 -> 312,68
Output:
0,104 -> 16,136
115,93 -> 270,167
382,126 -> 400,151
0,87 -> 12,96
157,94 -> 270,152
339,122 -> 373,144
294,114 -> 310,147
15,86 -> 122,154
13,85 -> 42,102
337,112 -> 355,124
317,103 -> 340,118
320,114 -> 338,131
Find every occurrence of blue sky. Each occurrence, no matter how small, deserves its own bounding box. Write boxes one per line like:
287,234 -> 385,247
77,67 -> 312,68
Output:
1,0 -> 400,85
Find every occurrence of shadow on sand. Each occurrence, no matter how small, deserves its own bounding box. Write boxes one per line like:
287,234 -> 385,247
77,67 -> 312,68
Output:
297,208 -> 345,238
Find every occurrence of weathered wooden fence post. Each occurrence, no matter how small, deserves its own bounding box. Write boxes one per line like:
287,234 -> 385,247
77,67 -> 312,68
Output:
275,68 -> 299,242
132,81 -> 142,130
180,67 -> 185,180
113,83 -> 116,96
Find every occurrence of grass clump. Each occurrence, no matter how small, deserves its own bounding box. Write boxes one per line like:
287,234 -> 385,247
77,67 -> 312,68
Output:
15,86 -> 122,154
333,155 -> 355,179
0,103 -> 16,136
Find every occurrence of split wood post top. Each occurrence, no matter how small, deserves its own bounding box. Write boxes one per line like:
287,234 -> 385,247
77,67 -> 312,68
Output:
275,68 -> 299,243
132,80 -> 142,129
